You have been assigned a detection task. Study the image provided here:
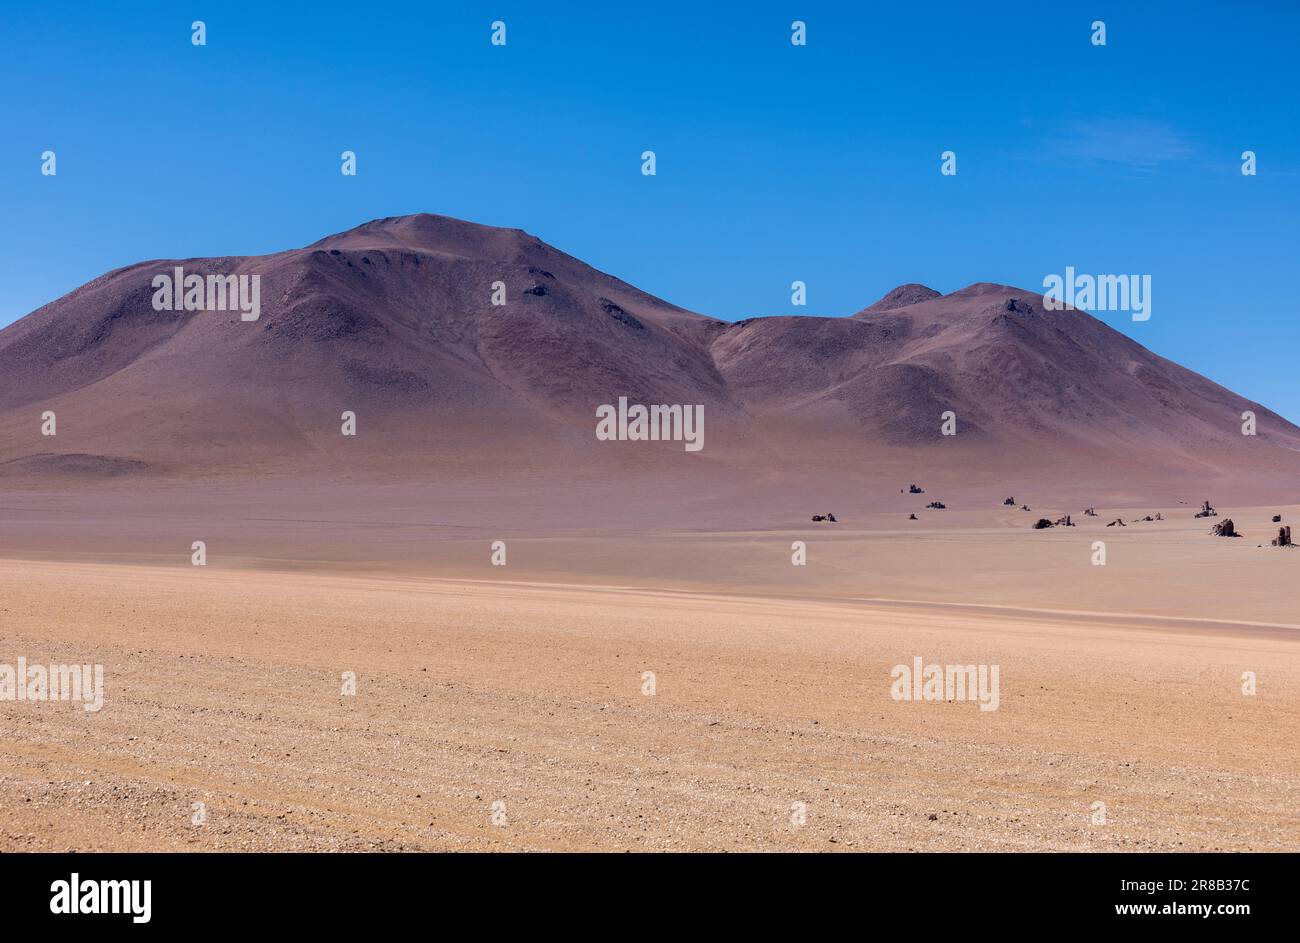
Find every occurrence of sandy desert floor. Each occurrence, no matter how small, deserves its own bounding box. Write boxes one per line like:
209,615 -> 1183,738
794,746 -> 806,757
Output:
2,495 -> 1297,851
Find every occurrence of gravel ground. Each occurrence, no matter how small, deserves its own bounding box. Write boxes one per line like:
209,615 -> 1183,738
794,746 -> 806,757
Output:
2,560 -> 1297,851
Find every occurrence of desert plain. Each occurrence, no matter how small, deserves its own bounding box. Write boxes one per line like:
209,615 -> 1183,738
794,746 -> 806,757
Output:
2,481 -> 1297,853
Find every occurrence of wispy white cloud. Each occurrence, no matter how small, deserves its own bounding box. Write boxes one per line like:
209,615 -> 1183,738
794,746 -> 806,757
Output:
1038,117 -> 1195,172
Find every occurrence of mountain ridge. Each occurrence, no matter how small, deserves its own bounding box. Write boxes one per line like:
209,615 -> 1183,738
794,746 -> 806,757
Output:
1,213 -> 1296,492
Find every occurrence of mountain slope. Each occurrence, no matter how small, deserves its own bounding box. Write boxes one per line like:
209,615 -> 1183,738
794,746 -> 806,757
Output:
1,213 -> 1297,490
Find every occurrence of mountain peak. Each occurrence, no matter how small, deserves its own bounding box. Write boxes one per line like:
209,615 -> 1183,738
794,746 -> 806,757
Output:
945,281 -> 1031,299
307,213 -> 544,260
861,283 -> 942,313
4,212 -> 1299,487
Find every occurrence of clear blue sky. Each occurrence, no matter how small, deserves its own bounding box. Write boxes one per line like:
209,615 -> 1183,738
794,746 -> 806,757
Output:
2,1 -> 1297,418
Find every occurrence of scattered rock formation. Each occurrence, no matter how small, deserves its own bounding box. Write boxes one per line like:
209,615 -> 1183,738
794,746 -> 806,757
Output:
1020,504 -> 1031,511
1272,526 -> 1293,547
1211,519 -> 1239,537
1194,500 -> 1218,519
926,501 -> 946,510
811,513 -> 838,523
908,513 -> 918,520
1083,506 -> 1098,517
1003,497 -> 1016,506
1053,514 -> 1074,527
908,484 -> 925,494
1107,518 -> 1126,527
1032,518 -> 1053,529
1273,514 -> 1282,523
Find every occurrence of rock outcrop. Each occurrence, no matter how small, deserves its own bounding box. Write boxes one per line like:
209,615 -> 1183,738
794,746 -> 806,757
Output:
1211,519 -> 1239,537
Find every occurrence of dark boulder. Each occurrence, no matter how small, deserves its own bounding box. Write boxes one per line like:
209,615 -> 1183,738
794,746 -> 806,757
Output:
1211,519 -> 1239,537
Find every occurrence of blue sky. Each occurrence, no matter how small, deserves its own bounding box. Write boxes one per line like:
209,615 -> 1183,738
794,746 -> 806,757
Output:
2,1 -> 1297,418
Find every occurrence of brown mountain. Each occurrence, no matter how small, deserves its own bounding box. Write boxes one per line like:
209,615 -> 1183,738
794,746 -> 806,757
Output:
1,213 -> 1297,494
